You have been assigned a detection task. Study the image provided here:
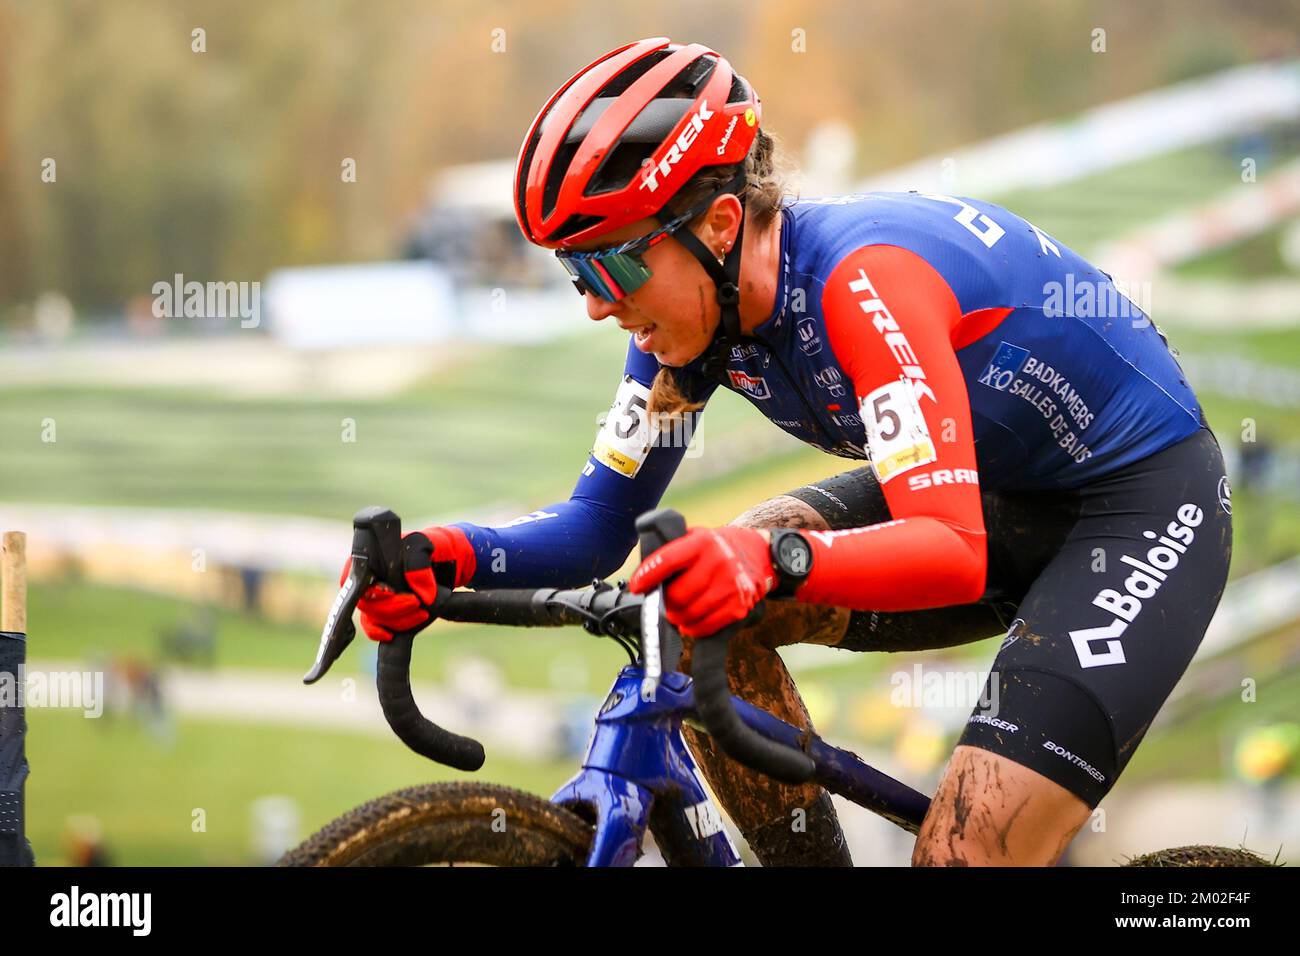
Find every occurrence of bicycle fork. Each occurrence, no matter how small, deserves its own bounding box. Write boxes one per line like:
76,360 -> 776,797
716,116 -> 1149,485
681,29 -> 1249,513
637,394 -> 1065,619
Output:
550,667 -> 743,867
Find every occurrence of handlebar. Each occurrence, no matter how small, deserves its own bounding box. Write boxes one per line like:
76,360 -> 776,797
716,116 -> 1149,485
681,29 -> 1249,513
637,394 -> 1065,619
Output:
633,510 -> 814,785
305,505 -> 814,785
690,629 -> 814,784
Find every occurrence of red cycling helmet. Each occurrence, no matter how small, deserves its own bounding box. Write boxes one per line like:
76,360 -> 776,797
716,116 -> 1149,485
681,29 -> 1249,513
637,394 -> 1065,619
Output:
514,37 -> 761,250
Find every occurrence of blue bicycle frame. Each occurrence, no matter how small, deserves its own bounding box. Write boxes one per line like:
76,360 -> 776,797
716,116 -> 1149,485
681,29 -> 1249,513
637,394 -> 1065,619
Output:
551,664 -> 934,867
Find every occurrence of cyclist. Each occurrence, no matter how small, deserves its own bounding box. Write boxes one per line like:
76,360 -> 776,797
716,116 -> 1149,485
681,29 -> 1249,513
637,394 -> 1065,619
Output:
350,38 -> 1233,866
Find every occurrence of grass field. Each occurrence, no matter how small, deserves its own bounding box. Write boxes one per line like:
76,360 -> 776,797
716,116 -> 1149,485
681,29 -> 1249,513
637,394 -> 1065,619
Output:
1119,649 -> 1300,785
1175,326 -> 1300,378
29,577 -> 647,695
26,706 -> 577,866
994,128 -> 1300,252
1172,221 -> 1300,280
0,328 -> 778,519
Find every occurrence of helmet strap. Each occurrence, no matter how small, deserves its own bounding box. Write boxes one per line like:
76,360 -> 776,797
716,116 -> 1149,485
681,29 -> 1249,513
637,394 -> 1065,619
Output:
666,172 -> 748,378
674,215 -> 745,344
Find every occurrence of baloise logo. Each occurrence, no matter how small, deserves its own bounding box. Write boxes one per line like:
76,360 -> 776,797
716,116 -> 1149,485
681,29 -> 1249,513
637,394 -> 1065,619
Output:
1068,502 -> 1203,669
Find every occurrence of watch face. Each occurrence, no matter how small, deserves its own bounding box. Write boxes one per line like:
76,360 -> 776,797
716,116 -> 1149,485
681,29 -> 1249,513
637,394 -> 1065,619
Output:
777,535 -> 811,576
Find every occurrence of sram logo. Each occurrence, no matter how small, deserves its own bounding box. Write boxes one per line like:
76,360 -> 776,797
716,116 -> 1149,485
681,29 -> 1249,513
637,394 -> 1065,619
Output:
907,468 -> 978,491
640,102 -> 715,193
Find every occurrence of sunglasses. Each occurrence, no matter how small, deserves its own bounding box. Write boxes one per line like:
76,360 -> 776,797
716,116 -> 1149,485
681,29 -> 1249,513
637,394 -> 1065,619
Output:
556,174 -> 746,302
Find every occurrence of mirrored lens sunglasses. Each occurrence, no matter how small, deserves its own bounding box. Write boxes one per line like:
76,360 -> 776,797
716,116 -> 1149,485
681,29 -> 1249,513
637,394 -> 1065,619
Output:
553,171 -> 747,303
555,210 -> 694,302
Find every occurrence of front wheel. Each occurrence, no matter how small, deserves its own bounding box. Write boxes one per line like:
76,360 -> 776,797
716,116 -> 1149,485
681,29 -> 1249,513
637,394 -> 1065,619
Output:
1123,845 -> 1279,867
278,782 -> 594,867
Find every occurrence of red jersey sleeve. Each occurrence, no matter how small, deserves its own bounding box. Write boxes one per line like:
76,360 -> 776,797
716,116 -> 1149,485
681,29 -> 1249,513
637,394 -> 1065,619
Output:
794,244 -> 989,611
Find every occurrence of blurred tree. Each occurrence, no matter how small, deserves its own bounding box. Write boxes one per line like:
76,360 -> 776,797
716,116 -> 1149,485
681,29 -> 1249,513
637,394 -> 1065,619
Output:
0,1 -> 32,307
1,0 -> 1297,314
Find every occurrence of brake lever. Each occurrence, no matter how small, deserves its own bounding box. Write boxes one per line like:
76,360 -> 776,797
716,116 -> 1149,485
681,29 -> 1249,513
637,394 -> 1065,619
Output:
639,589 -> 663,701
303,506 -> 404,684
634,510 -> 688,701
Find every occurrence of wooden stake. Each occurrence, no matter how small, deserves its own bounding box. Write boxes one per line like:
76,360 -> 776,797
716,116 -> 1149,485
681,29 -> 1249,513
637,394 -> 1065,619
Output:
2,531 -> 26,633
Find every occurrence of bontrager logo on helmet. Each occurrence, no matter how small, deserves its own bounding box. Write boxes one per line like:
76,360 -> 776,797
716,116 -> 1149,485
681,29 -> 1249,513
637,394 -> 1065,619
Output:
639,101 -> 715,194
513,37 -> 761,250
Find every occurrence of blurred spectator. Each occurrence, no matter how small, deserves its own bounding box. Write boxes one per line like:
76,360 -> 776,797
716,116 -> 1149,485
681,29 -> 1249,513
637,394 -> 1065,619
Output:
160,607 -> 218,668
554,697 -> 600,760
1238,436 -> 1275,491
1235,722 -> 1300,784
1234,722 -> 1300,835
359,642 -> 378,679
32,292 -> 74,341
447,655 -> 505,726
99,655 -> 173,745
239,566 -> 264,614
125,294 -> 166,337
1230,129 -> 1273,173
63,815 -> 112,867
250,796 -> 302,866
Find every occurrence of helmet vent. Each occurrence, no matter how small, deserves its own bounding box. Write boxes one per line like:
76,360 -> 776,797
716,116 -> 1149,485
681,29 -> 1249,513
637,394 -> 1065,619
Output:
550,213 -> 607,244
583,54 -> 716,197
540,139 -> 580,221
727,74 -> 749,104
657,53 -> 715,99
593,49 -> 674,98
586,141 -> 654,195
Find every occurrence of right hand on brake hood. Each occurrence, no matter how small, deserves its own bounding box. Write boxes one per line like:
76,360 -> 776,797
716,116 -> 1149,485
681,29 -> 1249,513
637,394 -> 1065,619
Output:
343,526 -> 476,641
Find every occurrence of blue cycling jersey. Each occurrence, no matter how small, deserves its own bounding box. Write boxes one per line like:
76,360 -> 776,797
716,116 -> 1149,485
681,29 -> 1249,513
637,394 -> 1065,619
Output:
453,191 -> 1204,589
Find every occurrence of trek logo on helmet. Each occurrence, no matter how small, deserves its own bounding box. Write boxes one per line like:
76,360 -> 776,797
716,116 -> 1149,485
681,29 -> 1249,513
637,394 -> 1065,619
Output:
638,101 -> 716,194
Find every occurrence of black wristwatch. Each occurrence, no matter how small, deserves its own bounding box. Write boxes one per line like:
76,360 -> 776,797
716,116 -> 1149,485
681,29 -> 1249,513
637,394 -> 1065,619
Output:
768,529 -> 814,598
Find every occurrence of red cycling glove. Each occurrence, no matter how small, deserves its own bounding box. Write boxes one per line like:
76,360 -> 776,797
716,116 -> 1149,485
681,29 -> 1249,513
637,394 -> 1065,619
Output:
342,526 -> 476,641
627,526 -> 775,638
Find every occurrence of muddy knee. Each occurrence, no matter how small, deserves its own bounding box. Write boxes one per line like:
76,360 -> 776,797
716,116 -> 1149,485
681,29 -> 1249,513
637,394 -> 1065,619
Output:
912,746 -> 1091,866
729,494 -> 830,533
676,597 -> 848,664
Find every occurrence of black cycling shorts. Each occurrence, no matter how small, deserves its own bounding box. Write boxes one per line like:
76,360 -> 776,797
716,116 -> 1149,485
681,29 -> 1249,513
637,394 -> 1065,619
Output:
782,427 -> 1233,809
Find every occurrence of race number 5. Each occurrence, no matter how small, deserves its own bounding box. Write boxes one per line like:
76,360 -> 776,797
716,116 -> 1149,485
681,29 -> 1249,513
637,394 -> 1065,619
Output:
614,391 -> 648,439
919,193 -> 1005,249
593,376 -> 656,478
871,392 -> 901,441
862,379 -> 937,483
